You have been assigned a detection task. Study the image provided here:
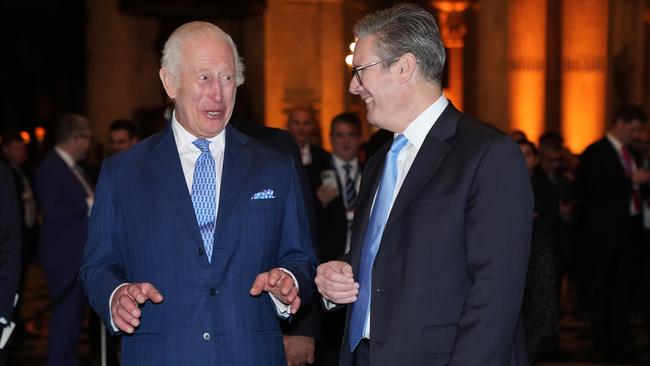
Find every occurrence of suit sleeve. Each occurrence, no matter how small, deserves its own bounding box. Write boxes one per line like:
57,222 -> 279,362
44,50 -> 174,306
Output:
449,137 -> 533,365
79,160 -> 126,333
0,164 -> 21,323
275,157 -> 318,311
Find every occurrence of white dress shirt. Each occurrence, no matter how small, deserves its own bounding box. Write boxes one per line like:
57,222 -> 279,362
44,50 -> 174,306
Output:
55,146 -> 94,215
606,133 -> 640,216
360,94 -> 449,339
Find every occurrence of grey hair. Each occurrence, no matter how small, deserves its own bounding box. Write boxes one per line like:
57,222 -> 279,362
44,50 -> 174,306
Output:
56,114 -> 90,144
354,3 -> 446,84
161,21 -> 246,86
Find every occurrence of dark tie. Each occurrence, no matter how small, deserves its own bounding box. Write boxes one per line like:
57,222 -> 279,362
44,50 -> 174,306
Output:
343,163 -> 357,209
191,138 -> 216,262
349,134 -> 409,351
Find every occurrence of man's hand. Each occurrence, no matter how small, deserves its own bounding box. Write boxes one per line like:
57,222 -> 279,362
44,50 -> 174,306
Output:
316,185 -> 339,206
111,282 -> 163,334
315,260 -> 358,304
250,268 -> 301,314
283,335 -> 315,366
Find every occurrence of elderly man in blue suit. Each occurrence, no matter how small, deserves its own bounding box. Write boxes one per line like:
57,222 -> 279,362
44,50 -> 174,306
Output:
81,21 -> 317,365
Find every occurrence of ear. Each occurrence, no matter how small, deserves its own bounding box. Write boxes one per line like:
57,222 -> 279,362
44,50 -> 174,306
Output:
395,53 -> 417,84
159,67 -> 177,99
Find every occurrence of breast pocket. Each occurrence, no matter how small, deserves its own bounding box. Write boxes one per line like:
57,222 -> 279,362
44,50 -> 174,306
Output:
247,198 -> 283,212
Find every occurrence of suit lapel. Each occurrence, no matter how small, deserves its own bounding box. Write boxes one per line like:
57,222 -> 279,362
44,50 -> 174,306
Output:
214,125 -> 253,248
147,126 -> 204,247
384,103 -> 460,235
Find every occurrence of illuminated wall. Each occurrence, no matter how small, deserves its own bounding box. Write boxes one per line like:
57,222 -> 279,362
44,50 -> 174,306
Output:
561,0 -> 608,153
508,0 -> 546,143
264,0 -> 345,151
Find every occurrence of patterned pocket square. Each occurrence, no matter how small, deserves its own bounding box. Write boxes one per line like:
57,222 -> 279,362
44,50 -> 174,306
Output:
251,189 -> 276,200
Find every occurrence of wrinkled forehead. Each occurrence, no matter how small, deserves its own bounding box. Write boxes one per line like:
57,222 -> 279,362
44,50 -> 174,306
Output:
179,32 -> 235,70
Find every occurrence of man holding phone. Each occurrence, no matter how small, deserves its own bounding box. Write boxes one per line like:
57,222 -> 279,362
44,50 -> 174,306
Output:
314,113 -> 363,365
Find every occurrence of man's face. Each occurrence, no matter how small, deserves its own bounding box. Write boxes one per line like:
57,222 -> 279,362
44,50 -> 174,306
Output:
160,33 -> 237,138
72,129 -> 93,162
108,129 -> 135,155
286,110 -> 314,147
539,149 -> 561,176
2,141 -> 26,165
618,119 -> 644,146
349,35 -> 400,132
330,122 -> 361,162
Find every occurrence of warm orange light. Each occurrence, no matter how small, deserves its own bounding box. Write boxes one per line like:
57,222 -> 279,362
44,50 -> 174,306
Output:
19,131 -> 31,144
561,0 -> 608,154
34,126 -> 46,143
508,0 -> 546,144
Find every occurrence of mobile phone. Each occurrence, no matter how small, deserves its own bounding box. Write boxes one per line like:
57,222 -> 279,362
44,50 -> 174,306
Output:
321,170 -> 338,188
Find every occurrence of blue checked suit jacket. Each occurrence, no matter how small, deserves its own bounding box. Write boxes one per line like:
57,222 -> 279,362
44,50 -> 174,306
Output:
80,124 -> 317,365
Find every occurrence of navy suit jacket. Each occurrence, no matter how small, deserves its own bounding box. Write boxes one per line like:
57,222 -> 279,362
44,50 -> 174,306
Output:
339,103 -> 533,366
81,125 -> 317,365
35,150 -> 90,273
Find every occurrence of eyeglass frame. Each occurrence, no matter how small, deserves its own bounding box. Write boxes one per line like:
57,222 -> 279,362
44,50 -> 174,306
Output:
351,58 -> 398,87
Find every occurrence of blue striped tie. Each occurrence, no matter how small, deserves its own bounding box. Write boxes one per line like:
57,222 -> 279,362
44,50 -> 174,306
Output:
191,138 -> 216,262
349,134 -> 409,351
343,163 -> 357,208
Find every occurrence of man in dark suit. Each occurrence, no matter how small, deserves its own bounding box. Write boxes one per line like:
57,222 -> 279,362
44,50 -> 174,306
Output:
286,108 -> 331,192
577,104 -> 650,361
80,22 -> 317,365
314,112 -> 362,365
0,161 -> 21,366
35,114 -> 94,366
315,4 -> 533,366
1,132 -> 38,333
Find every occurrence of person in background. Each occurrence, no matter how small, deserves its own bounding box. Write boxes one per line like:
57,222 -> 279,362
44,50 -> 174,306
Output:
0,161 -> 21,366
107,119 -> 138,156
577,104 -> 650,362
35,114 -> 94,366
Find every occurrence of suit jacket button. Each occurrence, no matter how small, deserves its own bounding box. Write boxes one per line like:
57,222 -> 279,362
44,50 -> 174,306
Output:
203,332 -> 210,341
209,287 -> 217,296
198,248 -> 205,256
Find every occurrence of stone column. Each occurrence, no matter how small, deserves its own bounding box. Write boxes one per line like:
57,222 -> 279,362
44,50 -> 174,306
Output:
432,1 -> 473,111
264,0 -> 345,150
561,0 -> 608,153
86,0 -> 161,146
508,0 -> 546,143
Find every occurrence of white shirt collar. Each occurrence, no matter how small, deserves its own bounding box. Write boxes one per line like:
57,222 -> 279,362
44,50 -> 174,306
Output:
400,94 -> 449,148
606,132 -> 624,153
54,146 -> 76,168
171,110 -> 225,156
332,154 -> 358,170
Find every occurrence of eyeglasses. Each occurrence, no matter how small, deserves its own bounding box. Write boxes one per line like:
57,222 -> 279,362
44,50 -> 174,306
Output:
351,59 -> 396,87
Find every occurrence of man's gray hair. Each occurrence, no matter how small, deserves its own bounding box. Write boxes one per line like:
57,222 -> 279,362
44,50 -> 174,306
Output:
56,114 -> 90,144
161,21 -> 246,86
354,3 -> 446,84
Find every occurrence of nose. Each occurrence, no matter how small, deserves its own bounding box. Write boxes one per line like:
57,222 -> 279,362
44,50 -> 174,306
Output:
207,80 -> 223,102
349,77 -> 362,95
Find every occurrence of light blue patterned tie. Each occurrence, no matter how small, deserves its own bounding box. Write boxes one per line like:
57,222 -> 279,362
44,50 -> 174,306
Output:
191,138 -> 216,263
349,134 -> 408,351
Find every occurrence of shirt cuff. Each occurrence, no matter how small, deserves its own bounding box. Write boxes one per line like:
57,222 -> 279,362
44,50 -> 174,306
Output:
108,283 -> 129,332
268,268 -> 298,318
322,297 -> 338,311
